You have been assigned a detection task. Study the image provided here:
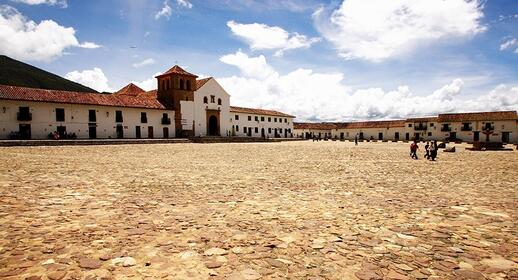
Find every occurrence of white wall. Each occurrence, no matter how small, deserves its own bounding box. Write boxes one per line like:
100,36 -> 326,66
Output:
0,100 -> 175,139
230,112 -> 294,138
193,79 -> 231,136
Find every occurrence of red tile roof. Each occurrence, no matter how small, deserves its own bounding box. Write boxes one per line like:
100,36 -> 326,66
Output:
196,77 -> 212,90
0,85 -> 166,110
342,120 -> 406,129
438,111 -> 518,122
294,120 -> 405,130
406,117 -> 439,122
156,65 -> 198,78
294,123 -> 338,130
230,106 -> 295,118
114,83 -> 146,96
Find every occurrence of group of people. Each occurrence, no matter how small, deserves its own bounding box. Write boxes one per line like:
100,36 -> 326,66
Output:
410,140 -> 438,161
48,131 -> 77,140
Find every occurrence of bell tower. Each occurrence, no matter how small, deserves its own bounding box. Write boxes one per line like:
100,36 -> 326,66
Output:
156,65 -> 198,137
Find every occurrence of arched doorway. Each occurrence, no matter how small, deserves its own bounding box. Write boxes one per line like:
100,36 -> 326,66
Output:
208,115 -> 218,136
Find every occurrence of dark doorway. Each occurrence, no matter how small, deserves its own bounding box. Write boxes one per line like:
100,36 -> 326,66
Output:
502,132 -> 510,143
359,132 -> 364,140
395,132 -> 400,141
19,124 -> 31,140
449,132 -> 456,141
405,133 -> 410,141
378,132 -> 383,140
261,128 -> 265,138
163,127 -> 169,139
57,126 -> 66,138
248,127 -> 252,137
340,132 -> 344,140
414,133 -> 420,141
473,131 -> 480,142
135,126 -> 141,139
148,126 -> 154,139
208,115 -> 218,136
284,129 -> 287,138
116,125 -> 123,139
88,126 -> 96,139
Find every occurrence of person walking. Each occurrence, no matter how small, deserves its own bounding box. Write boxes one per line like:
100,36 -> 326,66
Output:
424,141 -> 430,159
355,134 -> 358,146
430,140 -> 438,161
410,141 -> 419,159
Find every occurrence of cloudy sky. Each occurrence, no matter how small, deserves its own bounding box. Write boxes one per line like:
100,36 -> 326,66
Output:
1,0 -> 517,121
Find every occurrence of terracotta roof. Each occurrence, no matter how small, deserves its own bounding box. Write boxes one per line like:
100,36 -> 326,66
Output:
114,83 -> 146,96
294,123 -> 338,130
196,77 -> 212,90
156,65 -> 198,78
406,117 -> 439,122
0,85 -> 166,110
230,106 -> 295,118
342,120 -> 406,129
438,111 -> 518,122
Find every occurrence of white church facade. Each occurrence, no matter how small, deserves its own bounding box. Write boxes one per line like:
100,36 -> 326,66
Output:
0,65 -> 295,140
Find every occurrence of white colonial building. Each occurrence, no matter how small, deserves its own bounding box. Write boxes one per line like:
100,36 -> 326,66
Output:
294,111 -> 518,144
0,65 -> 295,140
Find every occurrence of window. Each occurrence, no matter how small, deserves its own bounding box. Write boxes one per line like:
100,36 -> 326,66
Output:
244,127 -> 247,133
89,110 -> 96,122
180,79 -> 185,90
17,107 -> 31,121
261,116 -> 264,121
236,125 -> 239,132
255,127 -> 258,133
186,80 -> 191,90
235,114 -> 239,120
210,95 -> 215,103
162,113 -> 171,125
55,108 -> 65,122
248,116 -> 251,121
408,124 -> 412,127
279,128 -> 283,133
428,132 -> 432,136
268,128 -> 271,133
255,116 -> 259,121
141,112 -> 147,123
218,98 -> 222,105
430,123 -> 434,127
203,96 -> 208,104
115,110 -> 123,123
268,117 -> 271,122
274,118 -> 277,122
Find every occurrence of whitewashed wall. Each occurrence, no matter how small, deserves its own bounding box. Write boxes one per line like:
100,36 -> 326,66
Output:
0,100 -> 175,139
230,112 -> 294,138
193,79 -> 231,136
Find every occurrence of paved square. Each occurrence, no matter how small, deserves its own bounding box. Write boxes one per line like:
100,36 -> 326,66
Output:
0,142 -> 517,279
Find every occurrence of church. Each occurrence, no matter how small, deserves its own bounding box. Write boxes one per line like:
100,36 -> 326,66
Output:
0,65 -> 295,140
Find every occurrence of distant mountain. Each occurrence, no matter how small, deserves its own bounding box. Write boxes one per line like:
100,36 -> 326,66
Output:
0,55 -> 98,93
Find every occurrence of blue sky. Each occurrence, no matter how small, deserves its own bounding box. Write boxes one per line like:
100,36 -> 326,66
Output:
1,0 -> 517,121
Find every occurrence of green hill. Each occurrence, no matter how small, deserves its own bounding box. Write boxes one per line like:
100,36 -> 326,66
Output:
0,55 -> 98,93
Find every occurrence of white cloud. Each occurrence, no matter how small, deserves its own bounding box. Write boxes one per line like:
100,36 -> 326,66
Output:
130,72 -> 161,91
218,51 -> 518,121
65,68 -> 111,92
9,0 -> 67,8
313,0 -> 485,62
132,58 -> 155,68
0,5 -> 100,61
176,0 -> 192,9
155,0 -> 172,20
500,38 -> 518,52
227,21 -> 320,56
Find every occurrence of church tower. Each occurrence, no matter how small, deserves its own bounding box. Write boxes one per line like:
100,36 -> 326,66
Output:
156,65 -> 198,137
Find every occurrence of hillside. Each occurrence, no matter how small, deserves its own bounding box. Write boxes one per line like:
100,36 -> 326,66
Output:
0,55 -> 98,93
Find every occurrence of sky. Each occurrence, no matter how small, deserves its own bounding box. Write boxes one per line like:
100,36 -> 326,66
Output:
0,0 -> 517,121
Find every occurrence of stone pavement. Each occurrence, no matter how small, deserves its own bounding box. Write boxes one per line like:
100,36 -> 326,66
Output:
0,142 -> 516,279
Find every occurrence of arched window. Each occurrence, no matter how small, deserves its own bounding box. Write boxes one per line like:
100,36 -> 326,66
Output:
180,79 -> 185,90
203,96 -> 208,104
186,80 -> 191,90
218,98 -> 222,105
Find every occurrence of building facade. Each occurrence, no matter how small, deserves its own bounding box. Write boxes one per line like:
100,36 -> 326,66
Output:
0,65 -> 295,140
294,111 -> 518,144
